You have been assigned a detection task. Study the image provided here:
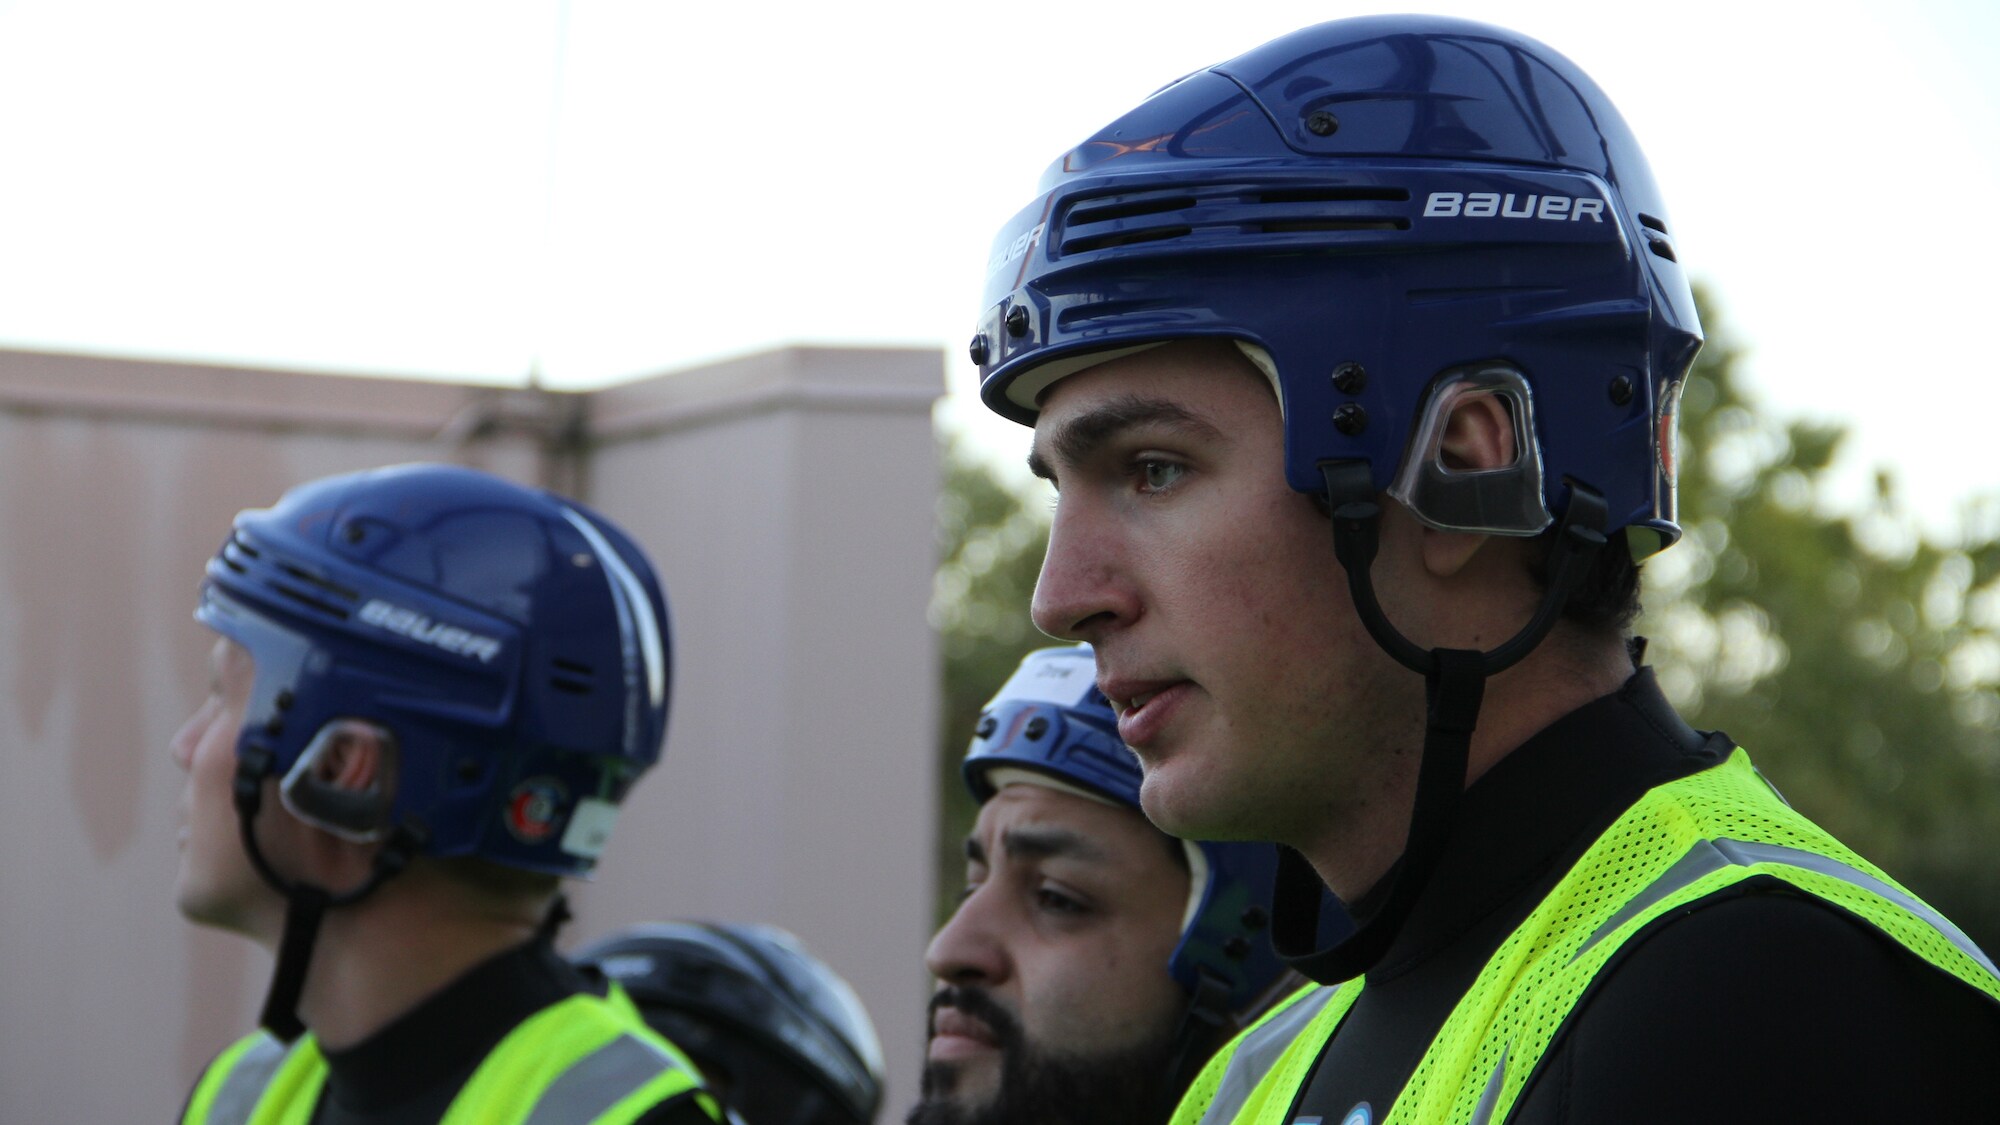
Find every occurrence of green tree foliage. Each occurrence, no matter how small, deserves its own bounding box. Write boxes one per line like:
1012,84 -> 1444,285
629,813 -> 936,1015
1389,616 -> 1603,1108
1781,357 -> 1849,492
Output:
1640,287 -> 2000,951
930,433 -> 1053,923
929,290 -> 2000,949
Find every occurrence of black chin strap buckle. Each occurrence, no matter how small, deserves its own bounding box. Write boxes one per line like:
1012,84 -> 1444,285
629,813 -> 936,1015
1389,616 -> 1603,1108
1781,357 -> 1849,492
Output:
233,744 -> 274,819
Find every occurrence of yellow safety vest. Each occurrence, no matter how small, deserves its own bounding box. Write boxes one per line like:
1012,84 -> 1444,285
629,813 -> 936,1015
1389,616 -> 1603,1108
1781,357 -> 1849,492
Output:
182,985 -> 720,1125
1171,749 -> 2000,1125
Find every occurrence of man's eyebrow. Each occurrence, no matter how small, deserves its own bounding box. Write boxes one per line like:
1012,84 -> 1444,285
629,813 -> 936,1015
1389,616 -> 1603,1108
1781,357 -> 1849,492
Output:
963,837 -> 986,865
999,824 -> 1110,864
1027,394 -> 1223,481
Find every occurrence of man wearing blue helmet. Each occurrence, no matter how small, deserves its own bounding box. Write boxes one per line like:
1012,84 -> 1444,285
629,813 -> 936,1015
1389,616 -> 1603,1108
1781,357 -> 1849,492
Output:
914,645 -> 1317,1125
171,464 -> 721,1124
973,16 -> 2000,1124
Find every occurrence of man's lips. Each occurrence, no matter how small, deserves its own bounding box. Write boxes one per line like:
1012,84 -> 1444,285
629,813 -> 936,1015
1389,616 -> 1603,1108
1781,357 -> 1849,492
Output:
929,1007 -> 1000,1061
1101,677 -> 1192,748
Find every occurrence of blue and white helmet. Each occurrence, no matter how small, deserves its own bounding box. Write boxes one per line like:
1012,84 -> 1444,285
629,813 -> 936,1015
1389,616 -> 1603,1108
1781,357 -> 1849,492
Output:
973,15 -> 1701,558
963,645 -> 1313,1012
198,462 -> 670,877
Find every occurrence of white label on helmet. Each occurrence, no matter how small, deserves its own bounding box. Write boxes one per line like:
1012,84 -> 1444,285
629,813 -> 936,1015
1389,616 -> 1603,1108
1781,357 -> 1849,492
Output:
561,797 -> 620,858
994,653 -> 1097,708
357,599 -> 503,663
1422,191 -> 1605,222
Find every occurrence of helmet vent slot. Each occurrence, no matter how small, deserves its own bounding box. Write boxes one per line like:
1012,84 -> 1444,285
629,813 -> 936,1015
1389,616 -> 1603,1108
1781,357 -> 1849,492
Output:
1063,225 -> 1193,253
249,546 -> 360,621
1639,212 -> 1678,262
220,534 -> 258,573
1058,182 -> 1416,257
277,562 -> 359,603
1256,187 -> 1409,204
1259,218 -> 1407,234
550,657 -> 594,696
270,583 -> 352,620
1069,195 -> 1197,225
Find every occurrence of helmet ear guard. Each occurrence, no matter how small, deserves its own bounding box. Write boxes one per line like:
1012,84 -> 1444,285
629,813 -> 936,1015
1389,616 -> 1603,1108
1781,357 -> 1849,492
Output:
1388,364 -> 1551,537
279,719 -> 400,844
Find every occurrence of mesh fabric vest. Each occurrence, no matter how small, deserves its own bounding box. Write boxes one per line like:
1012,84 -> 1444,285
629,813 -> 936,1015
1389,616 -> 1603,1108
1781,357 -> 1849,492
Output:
183,985 -> 718,1125
1171,750 -> 2000,1125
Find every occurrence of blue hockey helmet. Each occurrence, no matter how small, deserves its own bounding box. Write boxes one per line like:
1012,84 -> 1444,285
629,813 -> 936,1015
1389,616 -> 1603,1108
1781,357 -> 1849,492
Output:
576,922 -> 885,1125
963,645 -> 1312,1014
973,15 -> 1701,558
197,462 -> 670,877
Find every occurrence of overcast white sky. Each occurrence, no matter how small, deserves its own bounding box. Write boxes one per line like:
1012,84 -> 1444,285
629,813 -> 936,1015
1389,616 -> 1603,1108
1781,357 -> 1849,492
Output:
1,0 -> 1994,532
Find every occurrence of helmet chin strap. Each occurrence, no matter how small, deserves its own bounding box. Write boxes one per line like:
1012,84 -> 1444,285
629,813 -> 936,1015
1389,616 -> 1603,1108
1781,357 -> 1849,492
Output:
231,742 -> 421,1042
1156,970 -> 1233,1123
1272,461 -> 1607,983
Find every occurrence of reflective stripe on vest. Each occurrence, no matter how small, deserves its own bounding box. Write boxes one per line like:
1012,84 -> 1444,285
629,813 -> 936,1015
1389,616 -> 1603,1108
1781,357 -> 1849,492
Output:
1166,749 -> 2000,1125
182,1035 -> 324,1125
186,986 -> 714,1125
1194,987 -> 1339,1125
1171,984 -> 1361,1125
199,1035 -> 288,1125
520,1033 -> 697,1125
1572,837 -> 2000,979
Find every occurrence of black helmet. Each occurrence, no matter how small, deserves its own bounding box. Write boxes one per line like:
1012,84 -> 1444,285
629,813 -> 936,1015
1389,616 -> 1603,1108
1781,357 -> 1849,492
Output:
575,922 -> 885,1125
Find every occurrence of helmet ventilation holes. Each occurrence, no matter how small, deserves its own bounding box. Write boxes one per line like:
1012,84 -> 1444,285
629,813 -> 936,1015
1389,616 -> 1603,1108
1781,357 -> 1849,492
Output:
1068,194 -> 1199,225
266,552 -> 361,621
1062,224 -> 1193,254
550,657 -> 595,696
1056,182 -> 1415,257
1638,213 -> 1678,261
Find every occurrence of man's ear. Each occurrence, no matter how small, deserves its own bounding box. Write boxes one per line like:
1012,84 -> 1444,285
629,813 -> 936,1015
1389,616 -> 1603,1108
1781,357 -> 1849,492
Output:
1437,392 -> 1517,473
1422,393 -> 1518,579
280,720 -> 399,843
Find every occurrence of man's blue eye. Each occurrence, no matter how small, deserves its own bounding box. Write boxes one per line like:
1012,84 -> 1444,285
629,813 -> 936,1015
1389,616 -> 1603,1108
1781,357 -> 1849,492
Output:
1142,461 -> 1184,490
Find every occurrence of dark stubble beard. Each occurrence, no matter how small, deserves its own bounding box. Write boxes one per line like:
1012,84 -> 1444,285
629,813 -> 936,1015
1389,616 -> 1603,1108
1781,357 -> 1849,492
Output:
907,985 -> 1184,1125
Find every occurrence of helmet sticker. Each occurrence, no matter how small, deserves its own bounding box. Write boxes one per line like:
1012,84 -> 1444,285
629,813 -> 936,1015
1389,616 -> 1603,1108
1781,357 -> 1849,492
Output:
560,796 -> 620,858
505,777 -> 568,845
992,648 -> 1097,708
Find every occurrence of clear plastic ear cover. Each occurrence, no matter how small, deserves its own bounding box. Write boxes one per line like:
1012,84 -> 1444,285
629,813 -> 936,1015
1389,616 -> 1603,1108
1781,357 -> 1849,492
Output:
280,719 -> 400,843
1386,365 -> 1553,536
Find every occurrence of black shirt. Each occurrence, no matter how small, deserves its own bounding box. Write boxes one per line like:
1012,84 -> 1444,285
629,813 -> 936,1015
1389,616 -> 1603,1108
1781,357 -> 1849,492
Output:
1286,669 -> 2000,1123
